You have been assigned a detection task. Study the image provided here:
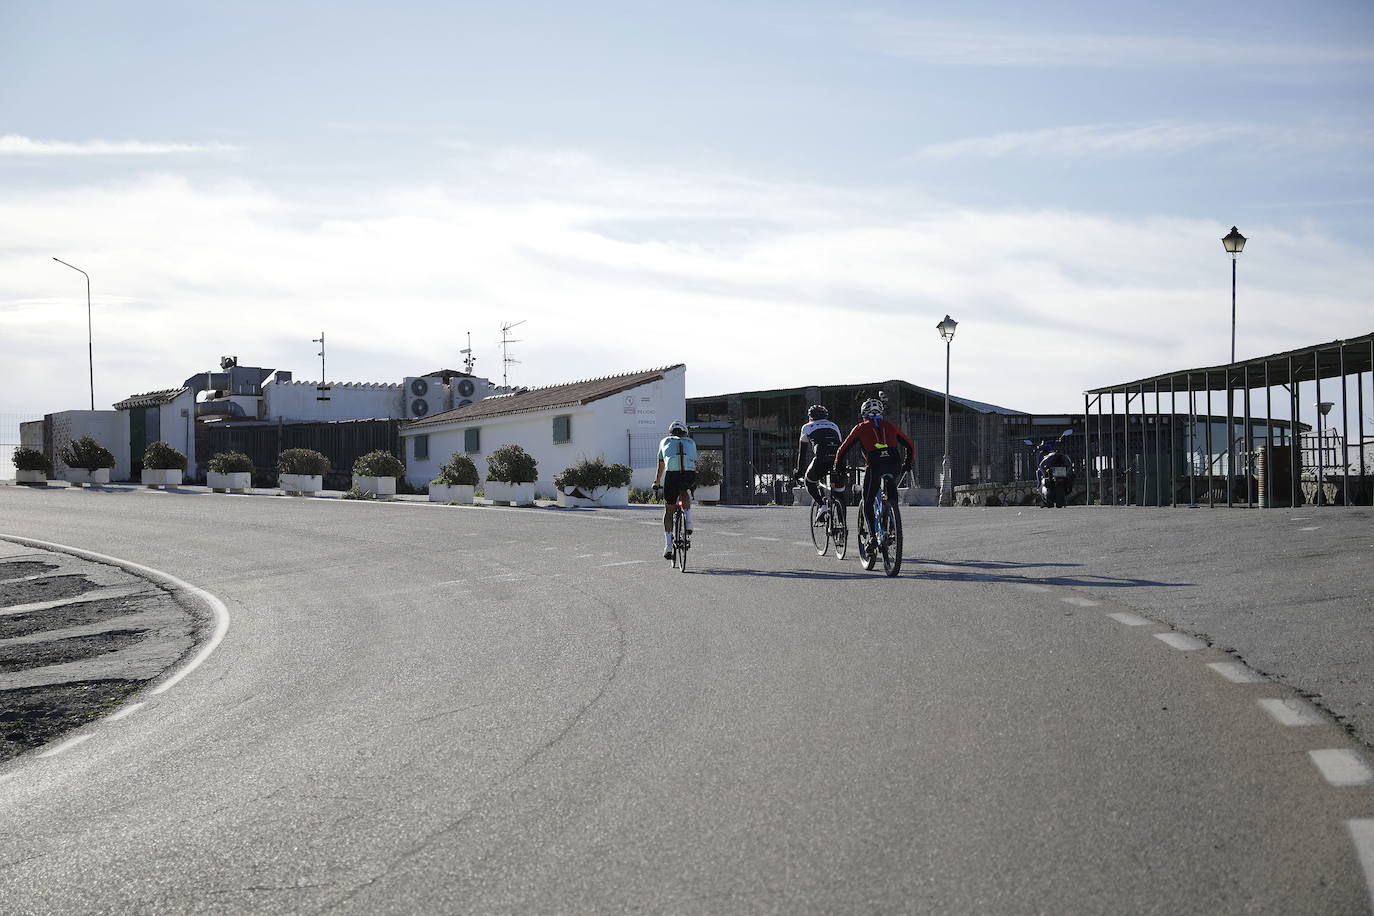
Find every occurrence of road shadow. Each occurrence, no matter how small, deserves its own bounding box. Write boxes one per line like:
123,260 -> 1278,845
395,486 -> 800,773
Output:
909,557 -> 1191,589
688,566 -> 881,582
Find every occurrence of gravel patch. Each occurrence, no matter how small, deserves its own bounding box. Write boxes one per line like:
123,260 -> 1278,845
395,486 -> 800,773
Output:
0,680 -> 143,759
0,574 -> 97,607
0,561 -> 58,583
0,628 -> 150,673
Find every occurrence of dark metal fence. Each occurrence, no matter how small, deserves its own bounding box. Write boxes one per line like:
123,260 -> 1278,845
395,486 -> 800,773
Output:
204,419 -> 401,489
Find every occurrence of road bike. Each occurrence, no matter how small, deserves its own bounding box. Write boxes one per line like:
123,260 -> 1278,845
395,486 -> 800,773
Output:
855,472 -> 902,577
807,479 -> 848,560
656,485 -> 693,572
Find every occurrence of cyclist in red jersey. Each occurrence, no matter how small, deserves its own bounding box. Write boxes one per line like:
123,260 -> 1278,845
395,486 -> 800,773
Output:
834,398 -> 915,553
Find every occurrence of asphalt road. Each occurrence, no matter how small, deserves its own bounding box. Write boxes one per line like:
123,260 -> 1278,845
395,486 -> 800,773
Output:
1,486 -> 1371,913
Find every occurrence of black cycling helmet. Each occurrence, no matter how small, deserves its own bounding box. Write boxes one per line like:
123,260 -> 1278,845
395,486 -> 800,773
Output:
807,404 -> 828,420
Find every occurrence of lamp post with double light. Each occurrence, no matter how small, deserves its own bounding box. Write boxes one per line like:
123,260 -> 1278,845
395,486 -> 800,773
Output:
53,258 -> 94,410
937,314 -> 958,507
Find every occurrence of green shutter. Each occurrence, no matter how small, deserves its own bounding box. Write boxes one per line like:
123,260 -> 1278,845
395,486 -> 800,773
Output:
553,415 -> 571,443
464,428 -> 480,453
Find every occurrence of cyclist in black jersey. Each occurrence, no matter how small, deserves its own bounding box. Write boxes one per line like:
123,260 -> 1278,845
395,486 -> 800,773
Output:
791,405 -> 845,521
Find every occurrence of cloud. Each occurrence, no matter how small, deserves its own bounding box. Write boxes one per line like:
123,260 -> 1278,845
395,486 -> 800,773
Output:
0,151 -> 1370,418
916,121 -> 1374,160
0,135 -> 238,156
858,17 -> 1374,69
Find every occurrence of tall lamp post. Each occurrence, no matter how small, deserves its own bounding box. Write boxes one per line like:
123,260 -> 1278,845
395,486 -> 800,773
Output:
53,258 -> 94,410
1221,226 -> 1247,363
937,314 -> 958,507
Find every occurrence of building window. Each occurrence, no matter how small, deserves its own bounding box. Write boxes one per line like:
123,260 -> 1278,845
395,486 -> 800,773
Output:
464,428 -> 480,453
414,435 -> 429,461
553,415 -> 571,444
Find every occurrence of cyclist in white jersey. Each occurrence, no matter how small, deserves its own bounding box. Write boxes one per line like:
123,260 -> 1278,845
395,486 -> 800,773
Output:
792,405 -> 845,521
653,420 -> 698,559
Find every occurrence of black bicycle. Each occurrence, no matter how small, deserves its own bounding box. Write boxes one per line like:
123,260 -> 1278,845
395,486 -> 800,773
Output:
808,481 -> 848,560
855,472 -> 902,577
655,485 -> 692,572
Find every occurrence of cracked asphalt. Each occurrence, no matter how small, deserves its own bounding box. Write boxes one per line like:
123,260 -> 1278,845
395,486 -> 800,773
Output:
0,486 -> 1371,913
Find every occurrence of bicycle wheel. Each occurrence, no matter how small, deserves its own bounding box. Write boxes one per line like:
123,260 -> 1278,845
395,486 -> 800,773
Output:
674,509 -> 689,572
809,501 -> 830,555
879,499 -> 902,578
832,501 -> 848,559
857,509 -> 876,571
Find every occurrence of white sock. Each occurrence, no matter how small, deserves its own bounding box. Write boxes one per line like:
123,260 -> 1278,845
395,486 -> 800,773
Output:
683,509 -> 693,530
664,532 -> 673,549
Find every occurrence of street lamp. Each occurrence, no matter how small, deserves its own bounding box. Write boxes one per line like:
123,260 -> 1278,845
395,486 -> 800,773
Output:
1316,400 -> 1334,504
53,258 -> 95,410
937,314 -> 958,507
1221,226 -> 1246,363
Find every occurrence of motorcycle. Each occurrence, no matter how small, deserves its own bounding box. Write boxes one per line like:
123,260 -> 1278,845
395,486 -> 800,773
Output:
1026,430 -> 1075,508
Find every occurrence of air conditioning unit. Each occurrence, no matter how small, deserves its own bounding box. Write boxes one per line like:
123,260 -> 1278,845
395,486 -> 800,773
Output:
403,376 -> 448,419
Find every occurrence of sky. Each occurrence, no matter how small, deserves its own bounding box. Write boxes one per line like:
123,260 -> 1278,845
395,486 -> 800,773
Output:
2,0 -> 1372,427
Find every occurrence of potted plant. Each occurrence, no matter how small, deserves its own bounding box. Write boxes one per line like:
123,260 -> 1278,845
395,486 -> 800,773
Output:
484,443 -> 538,506
141,441 -> 187,488
352,449 -> 404,497
278,448 -> 330,496
12,447 -> 51,486
695,451 -> 722,504
554,457 -> 633,508
58,436 -> 115,487
430,453 -> 479,504
207,451 -> 254,493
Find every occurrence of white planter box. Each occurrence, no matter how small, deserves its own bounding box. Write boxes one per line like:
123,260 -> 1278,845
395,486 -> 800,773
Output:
208,471 -> 252,493
353,475 -> 397,497
695,484 -> 721,504
792,486 -> 813,506
64,468 -> 110,487
485,481 -> 536,506
280,473 -> 322,496
16,469 -> 49,485
429,483 -> 475,503
142,468 -> 183,488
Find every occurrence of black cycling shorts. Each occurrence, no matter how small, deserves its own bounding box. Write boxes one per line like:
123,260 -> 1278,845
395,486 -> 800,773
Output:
663,470 -> 697,505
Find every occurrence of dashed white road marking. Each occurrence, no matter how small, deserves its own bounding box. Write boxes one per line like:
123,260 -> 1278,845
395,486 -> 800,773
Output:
717,532 -> 743,537
1298,526 -> 1321,532
1108,611 -> 1153,626
105,702 -> 146,723
1061,595 -> 1101,607
598,560 -> 645,568
752,536 -> 780,542
38,734 -> 93,758
1154,632 -> 1207,651
1016,583 -> 1052,593
1207,662 -> 1267,684
1259,697 -> 1325,727
1309,749 -> 1374,787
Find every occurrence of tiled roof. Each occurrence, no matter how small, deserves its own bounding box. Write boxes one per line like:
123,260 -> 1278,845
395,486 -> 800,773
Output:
113,387 -> 188,410
406,365 -> 683,429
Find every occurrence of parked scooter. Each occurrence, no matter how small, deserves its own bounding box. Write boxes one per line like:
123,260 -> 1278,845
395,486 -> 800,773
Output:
1027,430 -> 1075,508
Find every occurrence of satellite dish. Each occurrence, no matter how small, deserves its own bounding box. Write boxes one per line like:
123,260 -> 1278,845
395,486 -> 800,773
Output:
411,398 -> 429,416
410,378 -> 429,396
457,378 -> 475,398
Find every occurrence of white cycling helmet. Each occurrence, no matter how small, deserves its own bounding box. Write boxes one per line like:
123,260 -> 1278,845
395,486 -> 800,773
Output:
668,419 -> 688,435
860,398 -> 884,420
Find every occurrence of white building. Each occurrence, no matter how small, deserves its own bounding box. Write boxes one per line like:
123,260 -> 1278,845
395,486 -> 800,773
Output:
400,365 -> 686,495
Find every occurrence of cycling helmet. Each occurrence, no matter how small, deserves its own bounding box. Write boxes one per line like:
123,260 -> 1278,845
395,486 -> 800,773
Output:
668,419 -> 688,435
860,398 -> 884,420
807,404 -> 828,420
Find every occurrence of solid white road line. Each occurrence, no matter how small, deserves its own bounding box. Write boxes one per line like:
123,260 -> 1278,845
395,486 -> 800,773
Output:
1258,698 -> 1326,727
38,734 -> 92,758
1154,632 -> 1207,651
0,535 -> 231,699
1308,749 -> 1374,787
105,702 -> 147,723
1349,820 -> 1374,912
1108,611 -> 1153,626
1206,661 -> 1267,684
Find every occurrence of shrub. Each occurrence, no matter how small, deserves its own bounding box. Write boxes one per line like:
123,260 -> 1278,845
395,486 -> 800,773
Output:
486,444 -> 538,484
58,436 -> 115,471
278,448 -> 330,477
12,448 -> 51,474
696,451 -> 722,487
353,449 -> 404,478
341,486 -> 378,500
208,451 -> 254,474
143,441 -> 187,471
553,456 -> 633,493
628,486 -> 662,504
433,453 -> 479,486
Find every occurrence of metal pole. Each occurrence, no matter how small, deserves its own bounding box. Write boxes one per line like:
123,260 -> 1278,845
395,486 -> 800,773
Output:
1108,391 -> 1117,505
1340,344 -> 1350,507
1168,377 -> 1177,507
1315,350 -> 1324,505
1187,374 -> 1196,506
1231,256 -> 1237,363
1290,357 -> 1300,508
1084,392 -> 1092,505
53,258 -> 94,410
1244,365 -> 1253,507
1264,359 -> 1273,508
1206,377 -> 1214,507
941,337 -> 952,507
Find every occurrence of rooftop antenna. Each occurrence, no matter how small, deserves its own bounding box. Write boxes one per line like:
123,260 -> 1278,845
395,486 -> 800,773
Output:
500,320 -> 525,387
460,330 -> 476,375
312,332 -> 326,382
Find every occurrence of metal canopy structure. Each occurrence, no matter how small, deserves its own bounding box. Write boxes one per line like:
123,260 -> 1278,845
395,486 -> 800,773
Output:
1084,331 -> 1374,509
